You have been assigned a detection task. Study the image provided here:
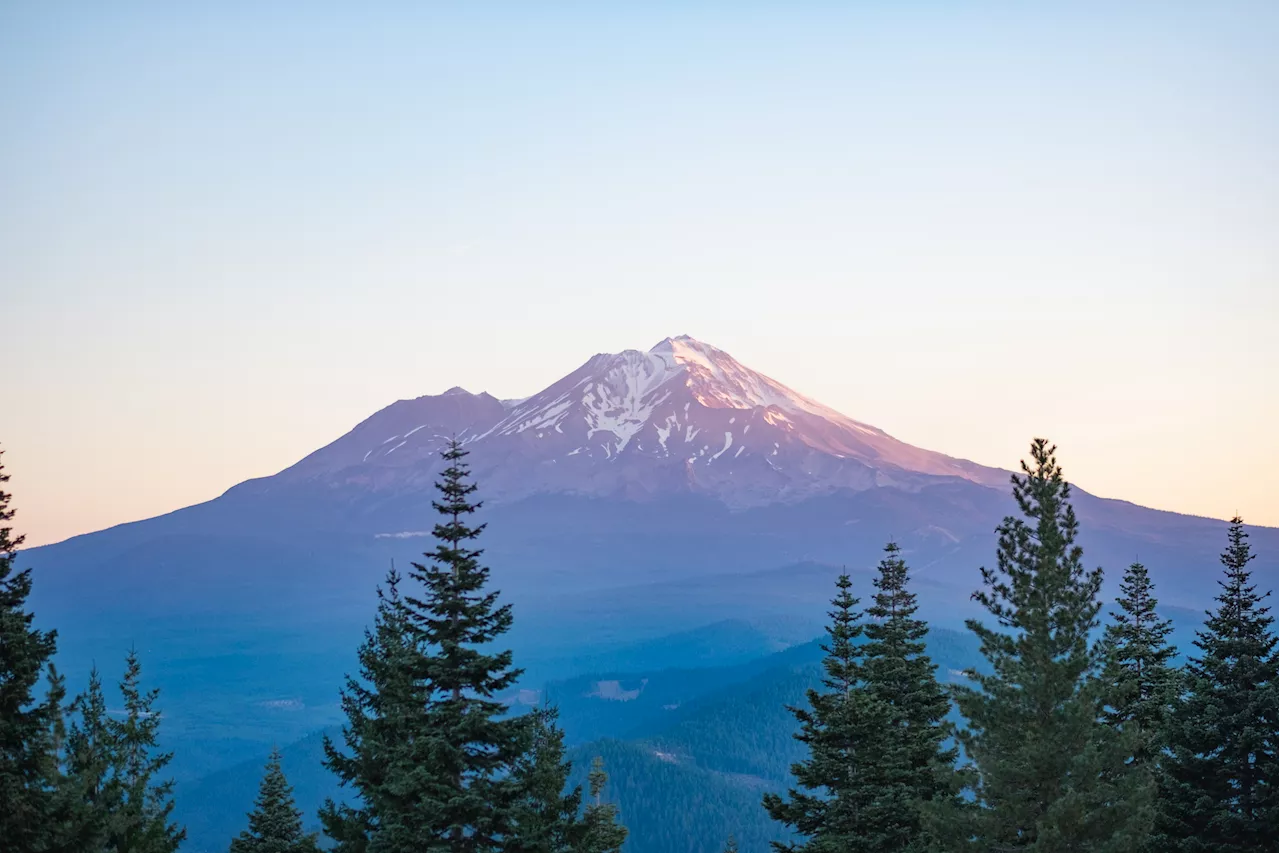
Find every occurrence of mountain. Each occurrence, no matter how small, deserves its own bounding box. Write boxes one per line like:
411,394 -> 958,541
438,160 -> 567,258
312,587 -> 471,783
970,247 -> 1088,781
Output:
22,334 -> 1276,807
31,334 -> 1272,616
249,335 -> 1007,511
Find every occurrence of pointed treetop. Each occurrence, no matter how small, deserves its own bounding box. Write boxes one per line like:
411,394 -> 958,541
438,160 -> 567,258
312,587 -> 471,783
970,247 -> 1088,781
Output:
581,756 -> 627,853
1200,515 -> 1274,649
0,444 -> 25,559
1158,515 -> 1278,849
0,443 -> 63,853
231,746 -> 319,852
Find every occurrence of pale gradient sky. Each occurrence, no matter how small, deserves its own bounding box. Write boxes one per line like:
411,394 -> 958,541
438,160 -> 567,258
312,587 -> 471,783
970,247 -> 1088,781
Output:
3,1 -> 1277,547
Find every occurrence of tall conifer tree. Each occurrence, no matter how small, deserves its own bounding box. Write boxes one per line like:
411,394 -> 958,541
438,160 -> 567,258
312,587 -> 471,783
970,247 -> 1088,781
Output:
1158,518 -> 1278,852
0,445 -> 62,852
767,552 -> 963,852
858,542 -> 963,852
320,568 -> 412,851
231,747 -> 321,853
763,572 -> 886,850
58,666 -> 115,851
509,706 -> 583,853
579,757 -> 627,853
1100,562 -> 1178,769
323,441 -> 525,851
401,440 -> 525,848
950,439 -> 1149,851
107,649 -> 185,853
53,654 -> 183,852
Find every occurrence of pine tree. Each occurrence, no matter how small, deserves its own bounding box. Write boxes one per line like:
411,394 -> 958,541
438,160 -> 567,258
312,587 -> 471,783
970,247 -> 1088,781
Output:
0,445 -> 63,853
230,747 -> 321,853
58,666 -> 115,851
42,662 -> 78,849
320,567 -> 415,851
1158,517 -> 1278,852
400,439 -> 525,848
1099,562 -> 1178,770
723,834 -> 740,853
54,654 -> 185,852
106,649 -> 185,853
949,439 -> 1150,851
579,756 -> 627,853
762,572 -> 886,850
322,440 -> 526,851
857,542 -> 963,853
508,706 -> 583,853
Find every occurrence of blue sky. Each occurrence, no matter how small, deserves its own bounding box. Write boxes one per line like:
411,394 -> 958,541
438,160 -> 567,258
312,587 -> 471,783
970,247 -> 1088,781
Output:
3,1 -> 1276,544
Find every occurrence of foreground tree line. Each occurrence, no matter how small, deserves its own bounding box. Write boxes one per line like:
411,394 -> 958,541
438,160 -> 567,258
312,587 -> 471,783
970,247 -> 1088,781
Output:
0,442 -> 627,853
1,445 -> 187,853
764,439 -> 1278,853
315,442 -> 628,853
0,438 -> 1275,852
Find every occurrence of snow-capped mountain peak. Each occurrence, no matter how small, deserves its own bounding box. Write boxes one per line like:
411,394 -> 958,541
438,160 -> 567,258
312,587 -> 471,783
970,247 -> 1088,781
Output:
648,335 -> 877,429
459,336 -> 1007,500
270,335 -> 1008,507
481,346 -> 677,453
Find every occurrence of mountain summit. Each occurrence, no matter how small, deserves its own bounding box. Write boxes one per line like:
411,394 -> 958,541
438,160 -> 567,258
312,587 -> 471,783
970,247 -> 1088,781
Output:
268,335 -> 1004,507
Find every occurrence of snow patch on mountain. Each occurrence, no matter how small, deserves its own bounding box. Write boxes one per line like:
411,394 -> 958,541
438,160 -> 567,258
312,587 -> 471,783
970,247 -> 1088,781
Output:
651,336 -> 878,431
654,413 -> 678,455
486,348 -> 681,455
